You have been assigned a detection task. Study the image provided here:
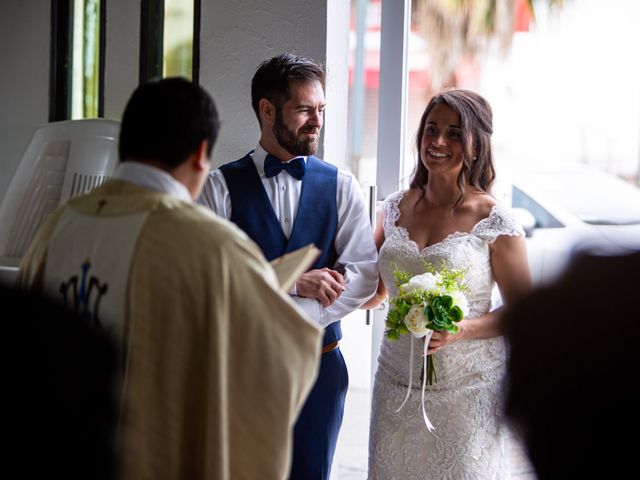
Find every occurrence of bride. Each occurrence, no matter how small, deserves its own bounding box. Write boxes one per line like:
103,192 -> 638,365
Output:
364,89 -> 531,479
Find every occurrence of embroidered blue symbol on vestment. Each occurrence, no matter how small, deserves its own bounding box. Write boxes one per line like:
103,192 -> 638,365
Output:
59,258 -> 109,327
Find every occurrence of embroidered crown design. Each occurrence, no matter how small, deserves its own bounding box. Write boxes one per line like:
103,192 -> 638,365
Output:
60,258 -> 109,327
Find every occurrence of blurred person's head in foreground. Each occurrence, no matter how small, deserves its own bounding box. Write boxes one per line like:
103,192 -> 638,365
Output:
502,250 -> 640,479
1,285 -> 118,479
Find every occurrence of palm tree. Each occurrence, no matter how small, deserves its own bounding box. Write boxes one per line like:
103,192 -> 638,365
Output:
414,0 -> 564,89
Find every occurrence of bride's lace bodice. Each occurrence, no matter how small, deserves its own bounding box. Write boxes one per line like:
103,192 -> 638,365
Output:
368,190 -> 524,480
376,190 -> 523,386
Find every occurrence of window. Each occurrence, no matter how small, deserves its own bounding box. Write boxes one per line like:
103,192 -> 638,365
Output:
140,0 -> 199,83
163,0 -> 196,79
50,0 -> 105,121
71,0 -> 103,118
512,186 -> 563,229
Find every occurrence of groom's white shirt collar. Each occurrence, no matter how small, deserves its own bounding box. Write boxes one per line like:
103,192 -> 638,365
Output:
251,144 -> 308,178
112,161 -> 192,202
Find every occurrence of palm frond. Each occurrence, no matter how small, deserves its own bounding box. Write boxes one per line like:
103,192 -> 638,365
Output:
415,0 -> 562,89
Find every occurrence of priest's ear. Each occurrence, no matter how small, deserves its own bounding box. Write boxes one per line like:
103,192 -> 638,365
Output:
193,140 -> 211,171
181,140 -> 211,200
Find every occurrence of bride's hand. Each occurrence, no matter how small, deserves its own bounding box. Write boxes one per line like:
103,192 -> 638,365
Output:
425,326 -> 464,354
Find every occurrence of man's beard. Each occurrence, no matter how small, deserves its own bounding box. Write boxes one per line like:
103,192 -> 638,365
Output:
273,109 -> 319,156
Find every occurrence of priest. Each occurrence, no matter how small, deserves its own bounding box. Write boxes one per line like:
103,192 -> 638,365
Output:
17,77 -> 322,480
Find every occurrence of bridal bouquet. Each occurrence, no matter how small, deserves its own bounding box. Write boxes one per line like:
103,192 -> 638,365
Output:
385,262 -> 469,385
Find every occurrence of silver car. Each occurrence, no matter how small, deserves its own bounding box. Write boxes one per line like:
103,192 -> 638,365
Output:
509,164 -> 640,286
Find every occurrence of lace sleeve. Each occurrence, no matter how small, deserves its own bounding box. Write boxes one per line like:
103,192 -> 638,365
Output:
381,190 -> 404,237
473,204 -> 525,243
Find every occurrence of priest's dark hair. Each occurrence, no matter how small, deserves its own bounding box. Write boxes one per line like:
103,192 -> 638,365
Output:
119,77 -> 220,168
251,53 -> 325,125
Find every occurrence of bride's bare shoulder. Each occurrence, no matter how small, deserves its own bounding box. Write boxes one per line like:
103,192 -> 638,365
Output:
395,187 -> 422,209
466,190 -> 497,219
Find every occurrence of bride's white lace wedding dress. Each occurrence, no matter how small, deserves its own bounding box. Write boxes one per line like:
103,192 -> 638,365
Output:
368,190 -> 524,480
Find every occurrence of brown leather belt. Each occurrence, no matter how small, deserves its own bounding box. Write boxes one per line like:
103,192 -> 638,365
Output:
321,341 -> 340,354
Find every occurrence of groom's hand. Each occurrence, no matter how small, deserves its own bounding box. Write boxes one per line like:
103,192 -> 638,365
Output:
296,268 -> 346,307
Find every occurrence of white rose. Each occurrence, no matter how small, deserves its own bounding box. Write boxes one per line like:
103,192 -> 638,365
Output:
432,272 -> 446,295
403,303 -> 431,338
403,272 -> 437,293
451,289 -> 469,316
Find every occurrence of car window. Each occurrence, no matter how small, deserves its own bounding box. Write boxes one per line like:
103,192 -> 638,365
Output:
531,171 -> 640,226
512,186 -> 564,229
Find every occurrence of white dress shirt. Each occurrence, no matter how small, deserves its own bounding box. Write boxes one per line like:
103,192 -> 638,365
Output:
199,144 -> 378,327
112,161 -> 192,201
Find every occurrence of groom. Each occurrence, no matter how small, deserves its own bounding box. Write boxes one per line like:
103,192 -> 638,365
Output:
199,53 -> 378,479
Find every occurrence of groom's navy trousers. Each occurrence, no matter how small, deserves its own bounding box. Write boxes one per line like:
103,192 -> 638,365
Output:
221,154 -> 348,480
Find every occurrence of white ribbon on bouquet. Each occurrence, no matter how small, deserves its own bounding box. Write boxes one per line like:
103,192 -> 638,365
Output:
395,329 -> 436,432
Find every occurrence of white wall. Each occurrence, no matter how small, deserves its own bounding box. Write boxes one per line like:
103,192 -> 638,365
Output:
200,0 -> 349,169
0,0 -> 351,208
0,0 -> 139,207
0,0 -> 50,206
104,0 -> 141,120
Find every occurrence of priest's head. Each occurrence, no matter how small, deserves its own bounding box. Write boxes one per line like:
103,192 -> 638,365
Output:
118,77 -> 220,199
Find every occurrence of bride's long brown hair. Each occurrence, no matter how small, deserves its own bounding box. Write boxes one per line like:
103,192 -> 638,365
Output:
410,89 -> 495,206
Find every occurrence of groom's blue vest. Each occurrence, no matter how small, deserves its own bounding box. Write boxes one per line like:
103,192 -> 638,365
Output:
220,153 -> 341,346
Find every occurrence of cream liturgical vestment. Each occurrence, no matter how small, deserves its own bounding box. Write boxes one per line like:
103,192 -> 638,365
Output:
18,179 -> 322,480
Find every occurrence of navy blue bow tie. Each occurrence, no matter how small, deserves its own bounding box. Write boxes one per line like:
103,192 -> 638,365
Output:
264,154 -> 306,180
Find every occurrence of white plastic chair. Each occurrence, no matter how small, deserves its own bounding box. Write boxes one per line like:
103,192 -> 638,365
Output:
0,119 -> 120,276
